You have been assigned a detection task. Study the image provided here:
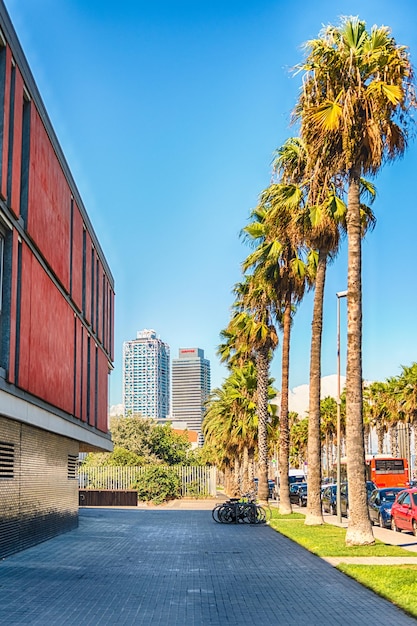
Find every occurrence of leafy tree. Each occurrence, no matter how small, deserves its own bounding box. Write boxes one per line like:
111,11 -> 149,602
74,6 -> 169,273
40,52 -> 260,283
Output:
82,446 -> 146,467
110,415 -> 154,458
148,424 -> 190,465
83,415 -> 194,466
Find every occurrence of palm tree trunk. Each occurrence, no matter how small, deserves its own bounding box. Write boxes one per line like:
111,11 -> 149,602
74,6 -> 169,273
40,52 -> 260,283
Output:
279,301 -> 292,513
306,250 -> 327,524
390,424 -> 399,456
256,349 -> 270,504
234,455 -> 240,496
376,423 -> 385,454
242,445 -> 250,493
345,169 -> 374,545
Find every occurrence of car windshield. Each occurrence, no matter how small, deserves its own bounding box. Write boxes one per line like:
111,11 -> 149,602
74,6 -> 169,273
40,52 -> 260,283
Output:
380,491 -> 399,503
412,493 -> 417,507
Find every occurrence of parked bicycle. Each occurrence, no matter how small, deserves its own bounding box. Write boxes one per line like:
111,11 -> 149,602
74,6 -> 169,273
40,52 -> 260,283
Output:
212,492 -> 270,525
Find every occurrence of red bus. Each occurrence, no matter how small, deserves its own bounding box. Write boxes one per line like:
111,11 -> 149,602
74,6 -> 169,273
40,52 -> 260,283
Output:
365,455 -> 409,488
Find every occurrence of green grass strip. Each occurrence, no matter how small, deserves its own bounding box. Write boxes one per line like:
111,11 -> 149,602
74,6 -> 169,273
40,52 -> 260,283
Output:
338,564 -> 417,619
269,513 -> 414,557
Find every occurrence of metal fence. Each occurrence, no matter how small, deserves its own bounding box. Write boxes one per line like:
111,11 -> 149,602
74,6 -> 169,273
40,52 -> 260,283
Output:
78,465 -> 217,497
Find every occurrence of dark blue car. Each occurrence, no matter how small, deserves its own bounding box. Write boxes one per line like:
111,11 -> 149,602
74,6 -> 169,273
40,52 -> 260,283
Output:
368,487 -> 404,528
321,484 -> 339,515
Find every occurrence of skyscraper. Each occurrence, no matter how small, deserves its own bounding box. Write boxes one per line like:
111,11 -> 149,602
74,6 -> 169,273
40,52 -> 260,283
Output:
171,348 -> 211,434
123,330 -> 170,419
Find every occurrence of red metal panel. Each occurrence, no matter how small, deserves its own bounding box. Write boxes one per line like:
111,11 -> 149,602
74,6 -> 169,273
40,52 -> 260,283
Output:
96,348 -> 109,433
89,342 -> 96,427
7,231 -> 19,384
9,67 -> 23,216
71,202 -> 83,311
0,46 -> 11,201
26,107 -> 70,291
18,245 -> 74,413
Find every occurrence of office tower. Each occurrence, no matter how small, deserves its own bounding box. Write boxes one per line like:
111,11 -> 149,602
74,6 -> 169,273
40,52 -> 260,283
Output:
123,330 -> 170,419
171,348 -> 211,434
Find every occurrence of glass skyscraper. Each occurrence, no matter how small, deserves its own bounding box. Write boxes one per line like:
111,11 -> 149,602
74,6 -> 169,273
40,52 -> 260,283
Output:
171,348 -> 210,434
123,329 -> 170,419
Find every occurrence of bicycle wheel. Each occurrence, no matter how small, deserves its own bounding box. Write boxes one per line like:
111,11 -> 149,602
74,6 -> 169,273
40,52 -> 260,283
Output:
236,503 -> 246,523
262,504 -> 272,522
254,505 -> 267,524
239,502 -> 256,524
219,504 -> 235,524
211,504 -> 223,524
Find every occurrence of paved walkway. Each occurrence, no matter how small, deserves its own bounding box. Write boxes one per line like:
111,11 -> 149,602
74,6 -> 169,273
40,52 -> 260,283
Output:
0,506 -> 415,625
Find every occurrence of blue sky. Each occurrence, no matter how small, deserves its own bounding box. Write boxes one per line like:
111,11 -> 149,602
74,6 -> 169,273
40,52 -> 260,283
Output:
5,0 -> 417,407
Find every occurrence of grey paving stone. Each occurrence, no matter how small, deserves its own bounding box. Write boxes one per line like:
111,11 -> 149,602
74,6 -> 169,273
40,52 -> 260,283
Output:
0,508 -> 415,625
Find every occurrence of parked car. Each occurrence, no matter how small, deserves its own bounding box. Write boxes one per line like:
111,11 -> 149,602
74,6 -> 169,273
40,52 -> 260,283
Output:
340,480 -> 377,517
391,488 -> 417,535
368,487 -> 404,528
253,478 -> 277,500
297,484 -> 308,507
321,484 -> 339,515
289,482 -> 307,504
321,480 -> 376,517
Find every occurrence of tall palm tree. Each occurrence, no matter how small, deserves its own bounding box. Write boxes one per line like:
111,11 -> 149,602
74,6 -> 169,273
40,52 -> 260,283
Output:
296,16 -> 415,545
220,277 -> 279,503
243,193 -> 309,513
273,136 -> 345,523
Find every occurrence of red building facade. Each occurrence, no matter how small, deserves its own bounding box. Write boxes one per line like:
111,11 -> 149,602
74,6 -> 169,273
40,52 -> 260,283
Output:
0,2 -> 114,557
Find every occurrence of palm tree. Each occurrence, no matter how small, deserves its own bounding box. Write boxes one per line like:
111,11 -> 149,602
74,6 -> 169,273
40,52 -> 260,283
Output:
203,364 -> 258,495
273,137 -> 345,523
320,396 -> 339,480
363,381 -> 391,454
220,277 -> 279,503
243,191 -> 309,513
397,364 -> 417,471
296,16 -> 415,545
273,137 -> 377,524
289,414 -> 308,468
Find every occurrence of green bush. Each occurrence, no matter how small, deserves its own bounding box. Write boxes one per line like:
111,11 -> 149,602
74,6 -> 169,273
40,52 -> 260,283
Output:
133,466 -> 181,505
184,479 -> 209,499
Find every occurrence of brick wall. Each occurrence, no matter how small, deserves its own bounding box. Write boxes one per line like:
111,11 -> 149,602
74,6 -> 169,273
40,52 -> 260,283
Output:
0,415 -> 79,558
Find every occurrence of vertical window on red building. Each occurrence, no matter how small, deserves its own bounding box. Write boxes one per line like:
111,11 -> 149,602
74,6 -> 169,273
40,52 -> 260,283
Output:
0,31 -> 6,196
90,247 -> 94,330
6,60 -> 15,204
0,219 -> 11,373
82,228 -> 86,315
20,89 -> 31,224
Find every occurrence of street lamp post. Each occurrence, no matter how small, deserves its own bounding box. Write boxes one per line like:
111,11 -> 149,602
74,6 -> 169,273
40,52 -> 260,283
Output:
336,290 -> 347,523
